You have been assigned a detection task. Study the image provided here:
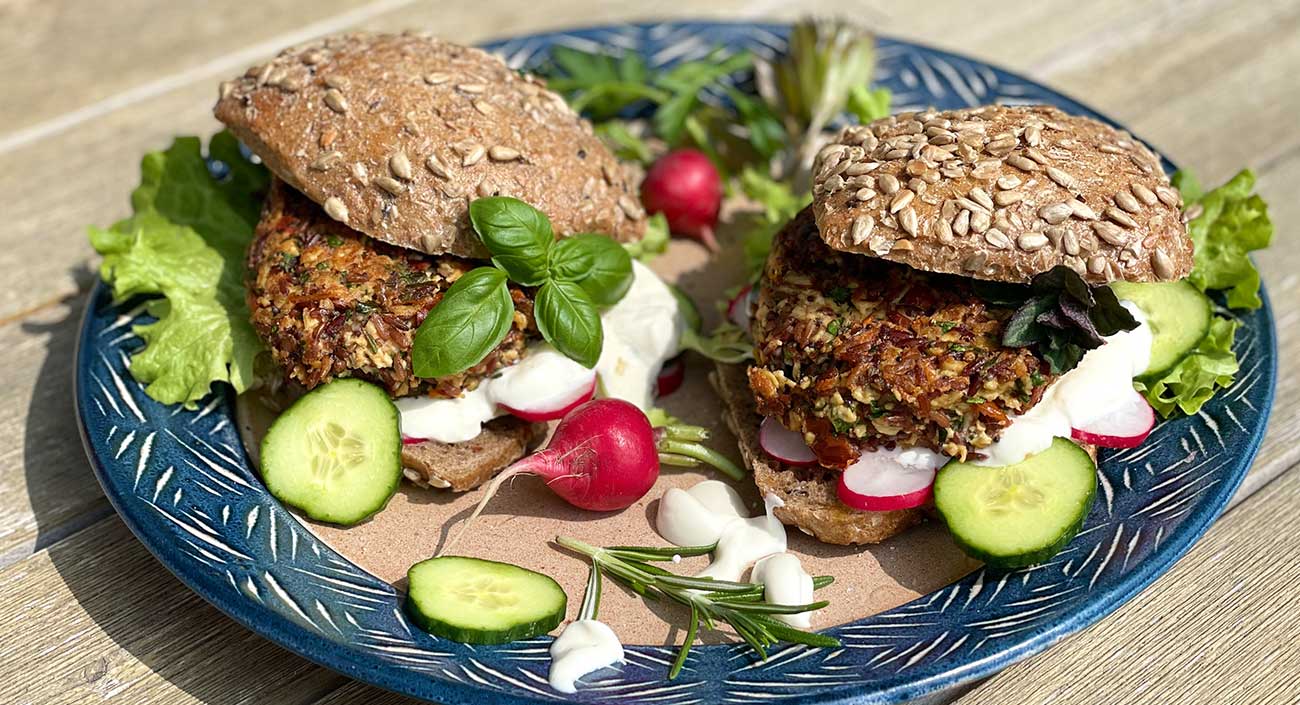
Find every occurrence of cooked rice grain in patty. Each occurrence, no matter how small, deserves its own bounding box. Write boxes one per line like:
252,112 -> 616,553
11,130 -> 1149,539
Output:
247,179 -> 536,398
748,209 -> 1054,467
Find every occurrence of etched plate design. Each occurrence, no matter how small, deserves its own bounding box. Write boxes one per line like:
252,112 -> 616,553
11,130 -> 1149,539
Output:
76,21 -> 1276,705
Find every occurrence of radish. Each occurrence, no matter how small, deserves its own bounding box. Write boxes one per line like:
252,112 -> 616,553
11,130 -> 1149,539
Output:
499,378 -> 597,422
656,356 -> 686,397
836,447 -> 946,512
442,399 -> 745,554
641,149 -> 723,252
727,284 -> 758,331
759,417 -> 817,467
1071,390 -> 1155,449
402,436 -> 426,446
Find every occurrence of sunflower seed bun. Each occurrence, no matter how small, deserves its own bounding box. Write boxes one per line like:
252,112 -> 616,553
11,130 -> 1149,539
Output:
215,32 -> 645,259
811,105 -> 1193,285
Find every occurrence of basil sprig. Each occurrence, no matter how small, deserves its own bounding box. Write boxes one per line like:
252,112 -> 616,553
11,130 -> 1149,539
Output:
411,197 -> 633,378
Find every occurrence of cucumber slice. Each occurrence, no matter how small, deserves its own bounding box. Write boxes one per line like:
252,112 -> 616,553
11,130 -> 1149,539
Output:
934,438 -> 1096,570
406,556 -> 567,644
260,379 -> 402,526
1110,280 -> 1212,381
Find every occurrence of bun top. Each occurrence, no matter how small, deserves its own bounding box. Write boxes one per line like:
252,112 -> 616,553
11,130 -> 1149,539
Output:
811,105 -> 1193,284
215,32 -> 645,258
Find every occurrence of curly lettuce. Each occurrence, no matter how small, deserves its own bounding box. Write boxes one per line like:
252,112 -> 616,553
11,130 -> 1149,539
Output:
1134,169 -> 1271,416
89,132 -> 268,408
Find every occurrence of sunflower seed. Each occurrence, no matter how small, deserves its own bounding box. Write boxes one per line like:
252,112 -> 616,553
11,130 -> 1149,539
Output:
884,148 -> 910,160
323,197 -> 348,222
219,81 -> 237,100
823,174 -> 846,193
1045,226 -> 1066,247
899,207 -> 918,236
878,173 -> 900,195
1063,230 -> 1081,255
389,152 -> 412,180
1017,232 -> 1049,251
323,89 -> 348,114
1025,147 -> 1051,165
868,232 -> 895,255
1088,255 -> 1107,275
1099,143 -> 1127,155
851,214 -> 876,245
302,49 -> 328,66
1092,221 -> 1127,246
1131,183 -> 1158,206
425,154 -> 452,179
984,228 -> 1011,249
1046,166 -> 1078,190
969,187 -> 995,211
970,210 -> 991,234
845,161 -> 878,176
928,133 -> 956,146
374,176 -> 405,196
1155,185 -> 1180,207
1040,202 -> 1073,224
962,252 -> 988,272
1151,248 -> 1176,280
351,163 -> 368,182
1025,124 -> 1043,147
256,63 -> 275,85
892,239 -> 915,251
1183,203 -> 1204,223
472,99 -> 495,115
424,72 -> 451,85
953,210 -> 971,236
941,166 -> 966,179
889,190 -> 915,213
957,197 -> 990,214
462,144 -> 486,166
1069,199 -> 1099,221
941,200 -> 959,221
993,190 -> 1023,207
996,175 -> 1022,190
310,151 -> 342,171
457,83 -> 487,94
477,180 -> 496,198
985,135 -> 1018,155
1114,190 -> 1143,213
937,218 -> 955,243
1007,154 -> 1039,171
971,160 -> 1001,180
1106,206 -> 1139,229
855,188 -> 876,202
619,195 -> 643,219
488,146 -> 521,162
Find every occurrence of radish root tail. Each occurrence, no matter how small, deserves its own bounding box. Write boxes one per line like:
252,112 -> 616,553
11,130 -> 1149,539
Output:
438,457 -> 537,557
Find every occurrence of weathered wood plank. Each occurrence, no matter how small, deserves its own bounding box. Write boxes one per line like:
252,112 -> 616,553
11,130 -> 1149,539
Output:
0,516 -> 349,705
956,461 -> 1300,705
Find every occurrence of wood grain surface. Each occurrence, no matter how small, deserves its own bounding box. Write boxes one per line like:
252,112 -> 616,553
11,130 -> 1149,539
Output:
0,1 -> 1297,703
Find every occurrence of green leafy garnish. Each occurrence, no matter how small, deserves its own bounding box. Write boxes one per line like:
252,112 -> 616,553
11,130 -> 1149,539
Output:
680,323 -> 753,363
623,212 -> 671,262
411,268 -> 516,378
1130,170 -> 1272,417
88,132 -> 268,408
556,537 -> 838,679
543,46 -> 664,121
1175,169 -> 1272,309
737,168 -> 812,277
847,85 -> 892,124
416,197 -> 634,374
594,121 -> 654,163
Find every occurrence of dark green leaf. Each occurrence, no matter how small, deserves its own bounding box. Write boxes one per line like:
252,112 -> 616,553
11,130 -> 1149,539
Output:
535,280 -> 603,368
548,234 -> 634,306
468,197 -> 554,286
1089,284 -> 1138,336
1002,296 -> 1056,347
411,267 -> 515,378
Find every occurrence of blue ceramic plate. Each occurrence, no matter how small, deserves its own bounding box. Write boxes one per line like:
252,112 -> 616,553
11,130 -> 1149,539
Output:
76,21 -> 1276,705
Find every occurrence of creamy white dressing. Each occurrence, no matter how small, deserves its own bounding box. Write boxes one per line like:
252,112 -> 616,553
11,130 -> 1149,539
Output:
398,261 -> 683,443
547,619 -> 624,693
977,301 -> 1152,466
697,494 -> 787,582
655,480 -> 749,546
751,553 -> 815,628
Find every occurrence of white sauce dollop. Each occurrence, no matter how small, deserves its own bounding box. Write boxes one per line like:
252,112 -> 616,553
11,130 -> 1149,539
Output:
977,301 -> 1152,466
548,619 -> 624,693
655,480 -> 749,546
696,494 -> 787,582
751,553 -> 815,628
397,261 -> 683,443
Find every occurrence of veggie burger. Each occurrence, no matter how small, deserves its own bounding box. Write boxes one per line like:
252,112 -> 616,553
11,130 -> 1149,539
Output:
720,105 -> 1198,564
215,33 -> 683,496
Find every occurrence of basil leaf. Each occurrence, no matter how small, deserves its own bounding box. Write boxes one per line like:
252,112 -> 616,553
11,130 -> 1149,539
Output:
549,234 -> 634,306
1089,284 -> 1137,336
469,197 -> 554,286
535,280 -> 603,368
411,267 -> 515,378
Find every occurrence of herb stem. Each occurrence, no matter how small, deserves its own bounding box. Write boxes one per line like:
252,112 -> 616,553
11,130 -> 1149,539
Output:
669,603 -> 700,680
656,438 -> 746,481
578,562 -> 602,621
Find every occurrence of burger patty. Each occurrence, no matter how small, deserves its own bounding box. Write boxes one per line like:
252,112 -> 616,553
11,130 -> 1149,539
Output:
748,209 -> 1055,468
247,179 -> 537,398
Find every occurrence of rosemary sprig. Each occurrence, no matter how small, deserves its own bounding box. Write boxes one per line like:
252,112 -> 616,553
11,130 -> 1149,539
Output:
556,537 -> 839,679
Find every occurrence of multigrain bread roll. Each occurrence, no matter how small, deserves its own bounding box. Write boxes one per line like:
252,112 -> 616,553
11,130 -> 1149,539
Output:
216,31 -> 645,259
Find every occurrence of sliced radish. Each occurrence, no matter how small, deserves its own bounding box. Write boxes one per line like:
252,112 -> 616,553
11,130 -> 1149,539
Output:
402,436 -> 426,446
837,447 -> 945,512
656,355 -> 686,397
1071,389 -> 1155,449
499,378 -> 597,423
727,284 -> 758,330
759,417 -> 817,467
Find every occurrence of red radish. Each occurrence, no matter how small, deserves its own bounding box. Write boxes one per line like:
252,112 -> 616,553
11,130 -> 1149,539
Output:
727,284 -> 758,331
442,399 -> 744,554
1071,390 -> 1156,449
759,417 -> 817,467
402,436 -> 426,446
499,378 -> 597,422
656,356 -> 686,397
836,448 -> 944,512
641,149 -> 723,251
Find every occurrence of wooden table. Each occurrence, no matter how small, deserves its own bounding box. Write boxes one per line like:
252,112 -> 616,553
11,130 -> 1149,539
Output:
2,1 -> 1297,703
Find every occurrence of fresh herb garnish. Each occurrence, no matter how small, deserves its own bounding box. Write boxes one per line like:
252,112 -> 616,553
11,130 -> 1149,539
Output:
412,197 -> 634,377
826,318 -> 843,337
828,286 -> 851,304
557,538 -> 838,679
994,266 -> 1139,374
623,212 -> 670,262
937,321 -> 957,333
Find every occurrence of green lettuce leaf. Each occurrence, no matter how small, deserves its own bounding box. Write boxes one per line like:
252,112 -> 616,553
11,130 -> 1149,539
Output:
623,212 -> 671,262
89,132 -> 268,408
1175,169 -> 1272,309
737,168 -> 811,276
1134,317 -> 1239,417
